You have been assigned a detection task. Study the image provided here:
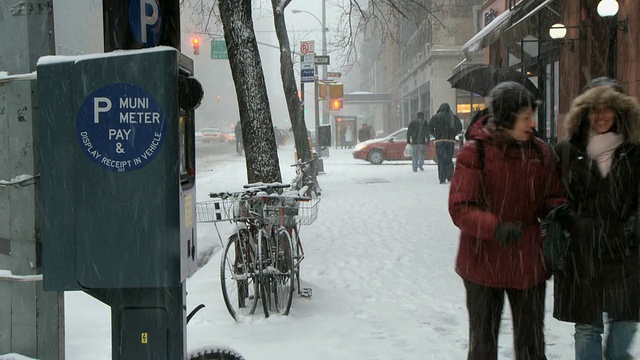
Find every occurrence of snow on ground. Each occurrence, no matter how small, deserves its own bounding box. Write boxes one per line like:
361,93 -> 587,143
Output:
57,144 -> 638,359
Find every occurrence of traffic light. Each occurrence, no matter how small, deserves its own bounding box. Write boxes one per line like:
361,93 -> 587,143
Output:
192,37 -> 200,55
330,98 -> 343,110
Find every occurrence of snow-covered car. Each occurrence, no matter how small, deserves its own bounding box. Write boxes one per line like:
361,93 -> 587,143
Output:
224,131 -> 236,143
352,128 -> 462,165
200,127 -> 225,143
195,131 -> 204,142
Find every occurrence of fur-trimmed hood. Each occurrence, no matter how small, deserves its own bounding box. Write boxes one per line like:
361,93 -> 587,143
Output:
564,85 -> 640,143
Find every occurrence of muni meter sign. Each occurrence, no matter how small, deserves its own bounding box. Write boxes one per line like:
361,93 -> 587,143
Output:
76,82 -> 166,173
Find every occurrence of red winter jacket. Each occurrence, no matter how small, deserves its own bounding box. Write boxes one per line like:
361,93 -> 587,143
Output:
449,123 -> 565,290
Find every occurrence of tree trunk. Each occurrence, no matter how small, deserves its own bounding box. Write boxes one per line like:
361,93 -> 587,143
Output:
271,0 -> 313,165
218,0 -> 282,184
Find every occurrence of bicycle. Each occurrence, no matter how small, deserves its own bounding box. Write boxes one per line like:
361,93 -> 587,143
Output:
197,189 -> 262,320
197,183 -> 318,319
290,158 -> 322,198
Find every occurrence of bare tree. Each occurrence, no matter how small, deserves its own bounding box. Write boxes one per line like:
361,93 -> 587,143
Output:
270,0 -> 314,166
331,0 -> 443,69
217,0 -> 282,184
182,0 -> 443,183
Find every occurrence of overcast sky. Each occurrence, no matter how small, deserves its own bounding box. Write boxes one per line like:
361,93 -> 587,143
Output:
52,0 -> 344,131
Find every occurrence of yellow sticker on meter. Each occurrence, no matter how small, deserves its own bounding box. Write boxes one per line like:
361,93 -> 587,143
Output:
141,332 -> 148,344
185,193 -> 193,228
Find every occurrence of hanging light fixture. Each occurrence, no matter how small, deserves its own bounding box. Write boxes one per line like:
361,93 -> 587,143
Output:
597,0 -> 619,17
549,23 -> 567,39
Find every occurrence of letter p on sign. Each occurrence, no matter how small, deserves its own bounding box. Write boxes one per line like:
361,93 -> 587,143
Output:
140,0 -> 159,43
94,97 -> 111,124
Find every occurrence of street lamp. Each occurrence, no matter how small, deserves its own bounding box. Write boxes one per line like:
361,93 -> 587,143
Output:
549,23 -> 567,39
597,0 -> 619,17
291,8 -> 328,83
596,0 -> 628,77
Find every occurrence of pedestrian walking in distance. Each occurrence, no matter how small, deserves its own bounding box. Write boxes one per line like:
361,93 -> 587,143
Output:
428,103 -> 462,183
407,112 -> 429,172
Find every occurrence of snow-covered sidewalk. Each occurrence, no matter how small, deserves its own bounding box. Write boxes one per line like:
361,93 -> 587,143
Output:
62,146 -> 637,359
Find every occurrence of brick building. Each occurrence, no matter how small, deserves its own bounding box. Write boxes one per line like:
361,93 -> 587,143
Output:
461,0 -> 639,142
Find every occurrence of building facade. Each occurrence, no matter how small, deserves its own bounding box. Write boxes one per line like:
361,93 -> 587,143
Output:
461,0 -> 639,142
354,0 -> 484,135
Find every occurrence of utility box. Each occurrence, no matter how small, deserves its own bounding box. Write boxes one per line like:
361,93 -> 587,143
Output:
37,47 -> 198,291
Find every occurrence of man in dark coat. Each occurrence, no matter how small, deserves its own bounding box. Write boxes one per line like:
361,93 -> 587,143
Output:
234,120 -> 242,155
552,78 -> 640,360
428,103 -> 462,183
449,82 -> 565,359
406,112 -> 429,172
358,123 -> 371,143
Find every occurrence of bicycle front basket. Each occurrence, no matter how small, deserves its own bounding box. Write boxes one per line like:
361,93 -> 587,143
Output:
196,198 -> 249,222
295,198 -> 320,225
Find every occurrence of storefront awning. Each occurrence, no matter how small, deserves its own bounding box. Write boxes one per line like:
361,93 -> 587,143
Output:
463,8 -> 514,54
507,0 -> 559,35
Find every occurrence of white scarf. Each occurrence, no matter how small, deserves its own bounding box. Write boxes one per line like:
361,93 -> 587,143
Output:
586,132 -> 624,177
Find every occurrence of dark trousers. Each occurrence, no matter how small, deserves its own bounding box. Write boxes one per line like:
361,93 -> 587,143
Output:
464,280 -> 547,360
436,142 -> 455,182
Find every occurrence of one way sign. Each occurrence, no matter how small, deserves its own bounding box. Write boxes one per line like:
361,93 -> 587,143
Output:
314,55 -> 330,65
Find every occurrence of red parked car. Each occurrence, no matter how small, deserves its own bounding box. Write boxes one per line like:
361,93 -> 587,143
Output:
352,128 -> 463,165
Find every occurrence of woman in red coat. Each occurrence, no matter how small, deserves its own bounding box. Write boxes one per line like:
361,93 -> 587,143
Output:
449,81 -> 565,360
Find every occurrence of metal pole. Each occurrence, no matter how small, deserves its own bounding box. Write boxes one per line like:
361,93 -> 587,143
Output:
0,1 -> 63,358
608,16 -> 618,78
322,0 -> 328,125
314,65 -> 321,161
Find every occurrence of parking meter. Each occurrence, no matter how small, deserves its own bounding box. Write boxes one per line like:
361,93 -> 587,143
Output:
37,47 -> 202,359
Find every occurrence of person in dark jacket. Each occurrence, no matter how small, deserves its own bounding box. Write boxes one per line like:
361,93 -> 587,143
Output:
234,120 -> 243,155
551,77 -> 640,360
407,112 -> 429,172
358,123 -> 371,143
429,103 -> 463,183
449,81 -> 565,360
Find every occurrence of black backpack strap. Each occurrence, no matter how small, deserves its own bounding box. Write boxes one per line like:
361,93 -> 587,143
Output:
476,139 -> 485,173
474,140 -> 489,210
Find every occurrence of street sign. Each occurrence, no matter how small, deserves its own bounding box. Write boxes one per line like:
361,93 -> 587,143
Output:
300,40 -> 315,55
301,69 -> 315,82
327,71 -> 342,78
128,0 -> 163,47
211,40 -> 228,59
300,52 -> 315,83
314,55 -> 330,65
300,55 -> 314,70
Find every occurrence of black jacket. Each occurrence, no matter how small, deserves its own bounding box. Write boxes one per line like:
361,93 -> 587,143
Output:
407,117 -> 428,145
428,103 -> 462,140
553,85 -> 640,324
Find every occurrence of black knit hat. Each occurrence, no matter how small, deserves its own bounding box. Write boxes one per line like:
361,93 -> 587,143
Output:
489,81 -> 538,129
582,77 -> 624,93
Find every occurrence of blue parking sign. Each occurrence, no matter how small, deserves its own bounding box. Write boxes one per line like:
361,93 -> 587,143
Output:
128,0 -> 163,47
76,83 -> 166,173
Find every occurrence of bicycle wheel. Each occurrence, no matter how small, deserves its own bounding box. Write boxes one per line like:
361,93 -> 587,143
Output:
220,231 -> 258,321
257,228 -> 270,318
272,227 -> 294,315
289,226 -> 303,293
189,348 -> 245,360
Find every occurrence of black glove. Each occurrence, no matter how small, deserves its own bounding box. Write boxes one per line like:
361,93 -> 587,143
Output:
545,203 -> 573,225
623,214 -> 639,248
495,222 -> 522,246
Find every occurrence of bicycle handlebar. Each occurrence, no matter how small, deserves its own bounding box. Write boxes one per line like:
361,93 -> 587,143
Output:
242,182 -> 290,190
290,158 -> 316,167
